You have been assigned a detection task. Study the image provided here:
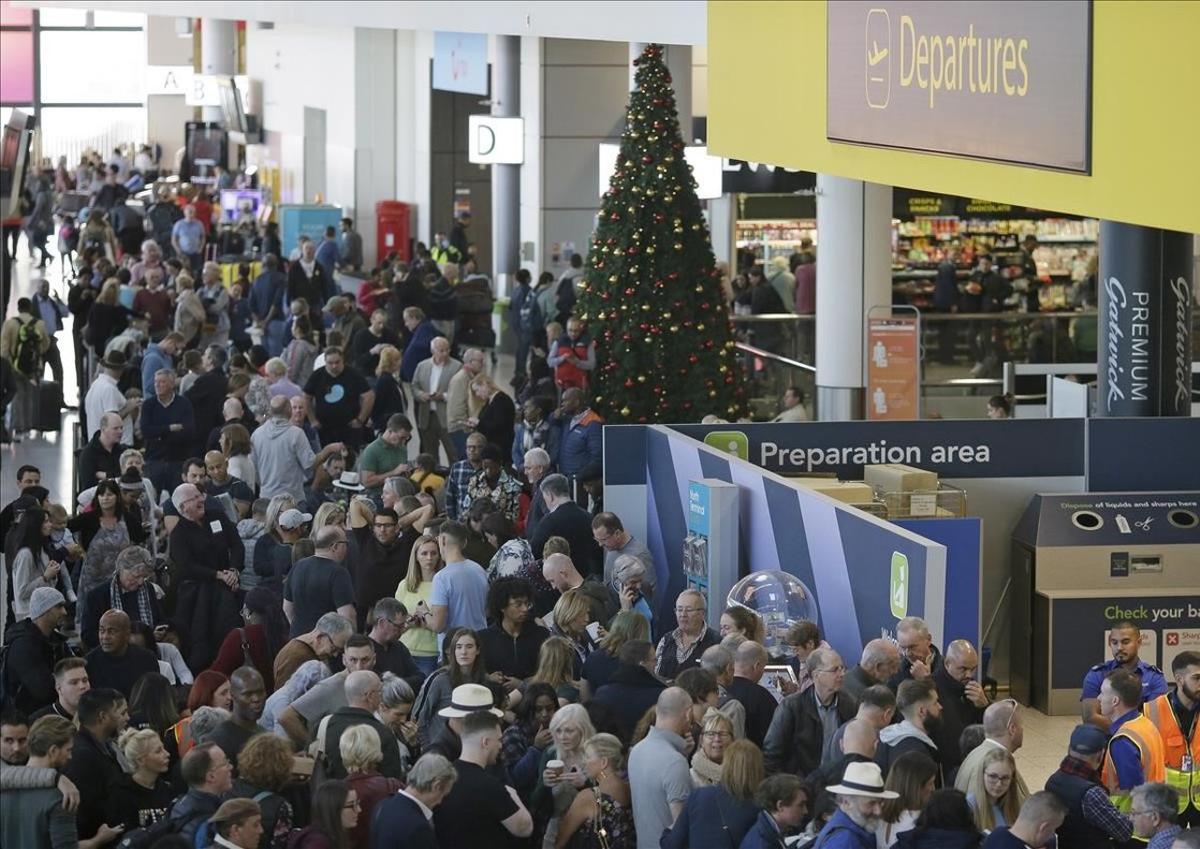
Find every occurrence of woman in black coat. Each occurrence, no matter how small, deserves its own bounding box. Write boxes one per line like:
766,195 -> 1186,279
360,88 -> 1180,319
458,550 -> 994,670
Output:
370,344 -> 407,433
471,373 -> 516,457
84,279 -> 130,352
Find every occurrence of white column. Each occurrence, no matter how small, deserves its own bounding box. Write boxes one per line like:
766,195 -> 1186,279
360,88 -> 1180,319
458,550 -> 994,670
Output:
629,42 -> 648,90
518,36 -> 543,278
665,45 -> 692,142
707,194 -> 735,269
491,34 -> 520,289
815,175 -> 893,420
199,18 -> 237,124
354,27 -> 397,269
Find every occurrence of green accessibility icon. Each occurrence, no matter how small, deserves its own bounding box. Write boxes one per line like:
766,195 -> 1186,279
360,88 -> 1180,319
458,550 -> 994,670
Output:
890,552 -> 909,619
704,431 -> 749,461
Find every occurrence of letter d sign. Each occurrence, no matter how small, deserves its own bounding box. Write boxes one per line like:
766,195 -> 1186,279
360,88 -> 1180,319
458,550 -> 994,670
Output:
467,115 -> 524,164
477,125 -> 496,157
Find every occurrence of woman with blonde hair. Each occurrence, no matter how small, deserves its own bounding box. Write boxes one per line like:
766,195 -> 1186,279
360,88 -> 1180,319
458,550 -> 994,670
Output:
533,703 -> 597,849
220,423 -> 256,490
252,494 -> 299,591
106,727 -> 174,832
531,636 -> 584,694
370,344 -> 407,433
311,502 -> 346,538
469,371 -> 517,456
549,588 -> 596,672
963,746 -> 1023,833
341,724 -> 403,849
174,273 -> 206,349
397,533 -> 442,674
690,709 -> 735,788
555,732 -> 635,849
662,739 -> 763,848
582,609 -> 650,693
85,278 -> 129,351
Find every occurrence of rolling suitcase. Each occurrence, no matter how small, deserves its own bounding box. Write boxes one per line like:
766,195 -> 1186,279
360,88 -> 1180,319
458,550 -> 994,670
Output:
37,380 -> 63,431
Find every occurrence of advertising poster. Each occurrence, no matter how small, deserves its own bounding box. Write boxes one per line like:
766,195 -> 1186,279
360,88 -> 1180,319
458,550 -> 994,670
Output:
867,311 -> 920,420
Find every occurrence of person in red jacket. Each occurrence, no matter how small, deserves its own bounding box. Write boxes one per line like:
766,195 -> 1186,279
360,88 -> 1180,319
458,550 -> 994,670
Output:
547,318 -> 595,392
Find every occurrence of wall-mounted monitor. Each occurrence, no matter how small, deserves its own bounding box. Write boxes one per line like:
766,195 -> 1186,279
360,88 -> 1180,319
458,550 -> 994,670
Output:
220,188 -> 263,224
1,110 -> 36,220
216,76 -> 248,134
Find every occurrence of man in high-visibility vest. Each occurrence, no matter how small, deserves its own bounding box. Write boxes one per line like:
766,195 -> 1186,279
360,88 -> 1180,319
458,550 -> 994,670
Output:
1144,650 -> 1200,827
1100,668 -> 1167,812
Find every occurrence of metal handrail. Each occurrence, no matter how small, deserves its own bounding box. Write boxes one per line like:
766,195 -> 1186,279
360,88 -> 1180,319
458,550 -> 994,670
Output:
734,342 -> 817,374
1003,360 -> 1200,395
732,310 -> 1099,323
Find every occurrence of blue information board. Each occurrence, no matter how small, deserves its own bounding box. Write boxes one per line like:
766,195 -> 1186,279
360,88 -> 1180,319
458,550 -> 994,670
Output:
279,204 -> 343,261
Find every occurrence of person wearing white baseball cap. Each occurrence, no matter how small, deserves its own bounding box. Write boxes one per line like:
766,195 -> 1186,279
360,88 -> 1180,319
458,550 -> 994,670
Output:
278,508 -> 313,532
815,761 -> 899,849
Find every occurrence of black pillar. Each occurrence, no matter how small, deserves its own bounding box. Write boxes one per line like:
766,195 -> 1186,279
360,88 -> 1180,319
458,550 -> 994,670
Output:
1097,222 -> 1194,417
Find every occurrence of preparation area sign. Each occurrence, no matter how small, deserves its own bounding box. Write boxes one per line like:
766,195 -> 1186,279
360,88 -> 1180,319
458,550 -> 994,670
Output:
827,0 -> 1093,172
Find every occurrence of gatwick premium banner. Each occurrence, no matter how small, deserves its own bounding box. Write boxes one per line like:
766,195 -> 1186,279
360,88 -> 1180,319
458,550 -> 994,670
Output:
1097,222 -> 1195,417
827,0 -> 1093,172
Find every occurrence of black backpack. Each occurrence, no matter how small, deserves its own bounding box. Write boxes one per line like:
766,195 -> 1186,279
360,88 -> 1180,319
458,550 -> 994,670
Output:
115,791 -> 270,849
13,317 -> 42,379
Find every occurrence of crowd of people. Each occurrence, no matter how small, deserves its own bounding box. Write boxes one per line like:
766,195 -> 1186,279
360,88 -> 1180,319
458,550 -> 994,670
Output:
2,440 -> 1197,849
1,158 -> 1196,849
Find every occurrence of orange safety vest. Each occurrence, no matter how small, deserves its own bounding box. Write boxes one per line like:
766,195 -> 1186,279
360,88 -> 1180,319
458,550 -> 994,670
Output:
1144,693 -> 1200,811
1101,712 -> 1167,810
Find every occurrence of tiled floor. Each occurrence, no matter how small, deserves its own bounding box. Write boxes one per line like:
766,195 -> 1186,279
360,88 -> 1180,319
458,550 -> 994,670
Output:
3,242 -> 1080,782
1012,706 -> 1078,789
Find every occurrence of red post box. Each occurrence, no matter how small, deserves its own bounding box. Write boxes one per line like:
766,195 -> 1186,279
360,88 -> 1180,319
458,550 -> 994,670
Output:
376,201 -> 411,263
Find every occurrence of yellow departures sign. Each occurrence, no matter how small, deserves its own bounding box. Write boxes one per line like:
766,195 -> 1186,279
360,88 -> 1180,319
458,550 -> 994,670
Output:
898,16 -> 1029,108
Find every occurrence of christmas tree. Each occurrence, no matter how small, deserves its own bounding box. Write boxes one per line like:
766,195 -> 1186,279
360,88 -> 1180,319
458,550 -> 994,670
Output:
576,43 -> 743,423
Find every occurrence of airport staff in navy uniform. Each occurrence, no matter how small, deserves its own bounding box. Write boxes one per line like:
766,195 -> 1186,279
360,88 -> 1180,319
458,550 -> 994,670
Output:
1080,619 -> 1167,731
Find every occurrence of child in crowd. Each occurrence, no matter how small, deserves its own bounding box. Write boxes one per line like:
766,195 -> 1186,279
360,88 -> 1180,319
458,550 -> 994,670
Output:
45,503 -> 80,607
410,453 -> 446,501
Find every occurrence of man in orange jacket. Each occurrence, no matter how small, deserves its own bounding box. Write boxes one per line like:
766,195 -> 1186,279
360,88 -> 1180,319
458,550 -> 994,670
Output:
1099,668 -> 1166,811
1144,651 -> 1200,827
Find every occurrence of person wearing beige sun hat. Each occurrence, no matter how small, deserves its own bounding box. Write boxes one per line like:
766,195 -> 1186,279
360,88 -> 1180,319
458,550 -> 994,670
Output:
420,682 -> 506,769
815,761 -> 900,849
